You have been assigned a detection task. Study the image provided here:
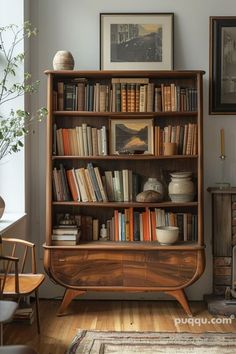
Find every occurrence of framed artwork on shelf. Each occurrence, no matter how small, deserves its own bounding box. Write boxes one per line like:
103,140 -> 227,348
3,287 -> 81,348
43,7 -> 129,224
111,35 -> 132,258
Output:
109,118 -> 154,155
100,13 -> 174,70
209,16 -> 236,114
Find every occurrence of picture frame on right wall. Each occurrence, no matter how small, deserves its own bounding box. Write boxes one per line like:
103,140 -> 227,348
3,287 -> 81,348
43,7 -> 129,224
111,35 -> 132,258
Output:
209,16 -> 236,114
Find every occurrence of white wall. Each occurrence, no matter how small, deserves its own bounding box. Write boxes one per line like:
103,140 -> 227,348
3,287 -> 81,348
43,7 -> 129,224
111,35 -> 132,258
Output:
29,0 -> 236,299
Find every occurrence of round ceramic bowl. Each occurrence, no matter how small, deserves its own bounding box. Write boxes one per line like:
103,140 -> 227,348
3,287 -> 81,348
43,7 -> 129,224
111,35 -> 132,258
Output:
156,226 -> 179,245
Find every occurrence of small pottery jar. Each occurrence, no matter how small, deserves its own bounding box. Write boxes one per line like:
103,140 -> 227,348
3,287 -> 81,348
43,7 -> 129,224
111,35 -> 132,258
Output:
0,196 -> 5,219
53,50 -> 75,70
143,177 -> 164,201
168,171 -> 194,202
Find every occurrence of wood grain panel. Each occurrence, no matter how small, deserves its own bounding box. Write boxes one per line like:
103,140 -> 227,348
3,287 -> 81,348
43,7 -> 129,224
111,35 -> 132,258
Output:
123,250 -> 197,287
122,251 -> 147,287
50,250 -> 123,286
146,251 -> 197,287
49,249 -> 199,289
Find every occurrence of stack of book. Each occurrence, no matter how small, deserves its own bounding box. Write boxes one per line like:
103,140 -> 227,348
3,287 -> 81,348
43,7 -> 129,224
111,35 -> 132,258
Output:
105,208 -> 198,243
12,306 -> 34,325
53,163 -> 141,203
54,78 -> 197,113
54,123 -> 107,156
155,123 -> 198,156
52,225 -> 80,245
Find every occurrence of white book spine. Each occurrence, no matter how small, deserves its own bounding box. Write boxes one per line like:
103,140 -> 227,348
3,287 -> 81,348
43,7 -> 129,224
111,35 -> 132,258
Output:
82,123 -> 88,156
101,125 -> 107,156
78,126 -> 84,156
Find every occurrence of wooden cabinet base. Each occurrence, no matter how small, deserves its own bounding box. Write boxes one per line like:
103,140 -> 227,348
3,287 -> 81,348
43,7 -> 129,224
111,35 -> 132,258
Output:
44,246 -> 205,316
57,288 -> 192,316
57,287 -> 193,316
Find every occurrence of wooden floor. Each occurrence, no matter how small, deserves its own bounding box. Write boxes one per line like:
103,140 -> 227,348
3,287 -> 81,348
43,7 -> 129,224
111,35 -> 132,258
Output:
3,299 -> 236,354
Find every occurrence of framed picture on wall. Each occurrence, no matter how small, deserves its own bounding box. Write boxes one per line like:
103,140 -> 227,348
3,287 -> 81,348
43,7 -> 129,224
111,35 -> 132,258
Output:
109,118 -> 154,155
100,13 -> 174,70
209,16 -> 236,114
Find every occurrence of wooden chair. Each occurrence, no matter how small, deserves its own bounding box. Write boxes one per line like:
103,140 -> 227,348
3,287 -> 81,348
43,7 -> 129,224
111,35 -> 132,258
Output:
0,299 -> 18,345
0,238 -> 45,335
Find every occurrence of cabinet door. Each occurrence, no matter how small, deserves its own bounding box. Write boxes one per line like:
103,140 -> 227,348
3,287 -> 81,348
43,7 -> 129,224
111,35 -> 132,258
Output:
123,250 -> 197,287
50,250 -> 123,286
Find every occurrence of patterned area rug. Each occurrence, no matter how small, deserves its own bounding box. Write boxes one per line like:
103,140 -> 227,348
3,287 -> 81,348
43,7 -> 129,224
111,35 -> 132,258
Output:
66,330 -> 236,353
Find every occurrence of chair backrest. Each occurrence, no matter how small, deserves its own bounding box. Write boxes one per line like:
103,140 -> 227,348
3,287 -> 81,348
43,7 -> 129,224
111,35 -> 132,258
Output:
0,237 -> 37,296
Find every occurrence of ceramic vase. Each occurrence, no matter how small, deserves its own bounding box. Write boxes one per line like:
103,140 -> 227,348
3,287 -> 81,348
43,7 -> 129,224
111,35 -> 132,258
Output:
143,177 -> 164,201
53,50 -> 75,70
168,171 -> 194,202
0,196 -> 5,219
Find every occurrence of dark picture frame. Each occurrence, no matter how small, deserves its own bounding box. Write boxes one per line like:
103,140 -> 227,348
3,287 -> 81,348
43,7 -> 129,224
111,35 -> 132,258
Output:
209,16 -> 236,114
109,118 -> 154,155
100,13 -> 174,70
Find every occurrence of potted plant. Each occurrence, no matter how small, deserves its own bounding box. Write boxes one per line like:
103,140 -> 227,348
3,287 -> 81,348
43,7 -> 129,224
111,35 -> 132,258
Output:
0,21 -> 47,217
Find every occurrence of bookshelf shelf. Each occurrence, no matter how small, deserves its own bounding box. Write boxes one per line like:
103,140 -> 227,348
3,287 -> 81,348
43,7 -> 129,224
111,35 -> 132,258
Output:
53,110 -> 198,117
44,70 -> 205,316
52,201 -> 198,208
44,241 -> 203,251
52,155 -> 198,160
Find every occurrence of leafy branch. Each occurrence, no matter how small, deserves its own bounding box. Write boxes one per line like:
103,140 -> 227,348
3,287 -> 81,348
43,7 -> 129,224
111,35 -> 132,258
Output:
0,21 -> 47,160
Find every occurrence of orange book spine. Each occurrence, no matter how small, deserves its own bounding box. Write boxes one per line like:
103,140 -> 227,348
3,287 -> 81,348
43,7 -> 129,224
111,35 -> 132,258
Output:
66,170 -> 78,201
146,209 -> 151,241
142,210 -> 150,241
62,129 -> 70,155
150,210 -> 157,241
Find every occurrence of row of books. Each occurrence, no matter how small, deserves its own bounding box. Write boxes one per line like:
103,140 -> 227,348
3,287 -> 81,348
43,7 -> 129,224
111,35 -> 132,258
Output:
51,209 -> 198,244
54,124 -> 107,156
52,163 -> 141,203
154,123 -> 198,156
107,209 -> 198,242
53,78 -> 198,113
54,122 -> 197,157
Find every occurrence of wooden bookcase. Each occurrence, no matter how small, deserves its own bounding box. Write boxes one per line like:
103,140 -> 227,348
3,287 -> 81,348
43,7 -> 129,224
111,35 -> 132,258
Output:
44,70 -> 205,316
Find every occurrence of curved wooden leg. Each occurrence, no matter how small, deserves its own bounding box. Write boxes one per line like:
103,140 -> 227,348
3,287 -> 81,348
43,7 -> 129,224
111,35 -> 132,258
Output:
57,289 -> 86,316
165,289 -> 192,316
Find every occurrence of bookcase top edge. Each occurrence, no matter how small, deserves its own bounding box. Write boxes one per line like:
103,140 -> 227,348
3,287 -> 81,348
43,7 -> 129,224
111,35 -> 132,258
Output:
44,69 -> 206,77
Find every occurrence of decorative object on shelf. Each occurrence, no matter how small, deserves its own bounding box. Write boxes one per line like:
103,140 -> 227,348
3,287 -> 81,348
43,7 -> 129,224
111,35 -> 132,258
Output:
143,177 -> 164,201
216,128 -> 231,189
59,213 -> 76,226
209,16 -> 236,114
163,142 -> 177,156
110,118 -> 154,155
136,190 -> 163,203
99,224 -> 108,240
53,50 -> 75,70
100,13 -> 174,70
0,196 -> 5,219
156,226 -> 179,245
168,171 -> 195,202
